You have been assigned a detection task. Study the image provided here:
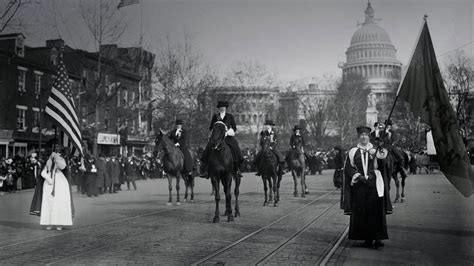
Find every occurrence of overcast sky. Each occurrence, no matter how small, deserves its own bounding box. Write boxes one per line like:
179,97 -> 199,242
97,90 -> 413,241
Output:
19,0 -> 474,83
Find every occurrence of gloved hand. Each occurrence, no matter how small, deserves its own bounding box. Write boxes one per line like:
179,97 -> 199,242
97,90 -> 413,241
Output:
175,143 -> 180,147
226,128 -> 235,137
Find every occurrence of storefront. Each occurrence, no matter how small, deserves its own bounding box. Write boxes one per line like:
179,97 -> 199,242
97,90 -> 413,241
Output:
97,132 -> 121,157
125,136 -> 151,157
0,130 -> 13,159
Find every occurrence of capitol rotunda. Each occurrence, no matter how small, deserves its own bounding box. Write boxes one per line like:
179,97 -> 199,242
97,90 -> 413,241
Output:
341,1 -> 402,126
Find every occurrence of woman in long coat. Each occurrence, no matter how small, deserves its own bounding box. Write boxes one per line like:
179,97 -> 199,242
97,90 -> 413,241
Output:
85,155 -> 99,197
40,150 -> 73,230
343,126 -> 388,248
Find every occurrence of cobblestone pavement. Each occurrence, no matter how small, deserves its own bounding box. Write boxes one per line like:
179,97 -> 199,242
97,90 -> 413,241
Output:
1,170 -> 472,265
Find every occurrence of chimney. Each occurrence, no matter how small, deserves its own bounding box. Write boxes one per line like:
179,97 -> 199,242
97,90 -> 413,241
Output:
101,44 -> 118,59
46,39 -> 65,50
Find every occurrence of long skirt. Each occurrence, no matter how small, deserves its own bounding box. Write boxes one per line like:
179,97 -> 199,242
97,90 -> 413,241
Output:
40,172 -> 73,226
29,177 -> 44,216
348,177 -> 388,241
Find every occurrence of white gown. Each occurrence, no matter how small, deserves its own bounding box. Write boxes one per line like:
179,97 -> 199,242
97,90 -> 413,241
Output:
40,155 -> 73,226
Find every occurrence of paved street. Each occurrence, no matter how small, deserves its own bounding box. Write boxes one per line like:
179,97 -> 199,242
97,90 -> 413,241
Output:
0,170 -> 473,265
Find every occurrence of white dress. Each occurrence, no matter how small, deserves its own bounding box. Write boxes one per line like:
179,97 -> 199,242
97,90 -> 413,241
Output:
40,155 -> 73,226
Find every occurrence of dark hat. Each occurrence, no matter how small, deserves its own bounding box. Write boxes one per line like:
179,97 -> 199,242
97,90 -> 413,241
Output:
373,122 -> 379,127
175,119 -> 183,125
217,101 -> 229,108
293,125 -> 301,131
264,119 -> 275,126
385,119 -> 393,126
334,145 -> 343,151
356,126 -> 371,135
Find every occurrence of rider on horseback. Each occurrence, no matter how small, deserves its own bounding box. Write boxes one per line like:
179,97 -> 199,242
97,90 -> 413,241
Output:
199,100 -> 244,178
285,125 -> 307,167
254,120 -> 285,176
168,119 -> 194,175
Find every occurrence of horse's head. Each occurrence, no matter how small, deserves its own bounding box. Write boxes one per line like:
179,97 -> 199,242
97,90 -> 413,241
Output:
260,135 -> 272,152
293,137 -> 304,154
209,121 -> 227,150
154,129 -> 165,150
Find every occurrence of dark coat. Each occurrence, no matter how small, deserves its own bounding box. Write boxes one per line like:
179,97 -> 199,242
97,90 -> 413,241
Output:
96,158 -> 108,188
168,128 -> 189,149
290,134 -> 305,148
209,113 -> 237,132
343,147 -> 388,241
107,159 -> 120,184
85,160 -> 99,196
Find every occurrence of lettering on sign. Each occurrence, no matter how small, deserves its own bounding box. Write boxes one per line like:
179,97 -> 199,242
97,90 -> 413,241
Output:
97,133 -> 120,145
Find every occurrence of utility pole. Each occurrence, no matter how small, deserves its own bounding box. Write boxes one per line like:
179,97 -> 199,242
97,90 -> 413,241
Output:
92,0 -> 103,157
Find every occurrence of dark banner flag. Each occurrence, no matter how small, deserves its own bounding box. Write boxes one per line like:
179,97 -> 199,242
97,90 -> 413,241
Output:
397,17 -> 473,197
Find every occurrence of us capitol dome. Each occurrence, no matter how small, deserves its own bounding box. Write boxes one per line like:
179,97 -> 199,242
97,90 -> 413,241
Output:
340,1 -> 402,125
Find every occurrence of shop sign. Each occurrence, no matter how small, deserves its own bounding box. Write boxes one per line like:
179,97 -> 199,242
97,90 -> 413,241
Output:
97,133 -> 120,145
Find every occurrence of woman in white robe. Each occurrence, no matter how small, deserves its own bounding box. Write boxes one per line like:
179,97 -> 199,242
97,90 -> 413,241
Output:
40,151 -> 73,230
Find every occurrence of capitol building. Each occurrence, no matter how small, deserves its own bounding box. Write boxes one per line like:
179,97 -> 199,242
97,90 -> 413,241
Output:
340,1 -> 402,126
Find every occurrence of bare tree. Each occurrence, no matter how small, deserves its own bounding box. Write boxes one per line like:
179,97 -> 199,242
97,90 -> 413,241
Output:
0,0 -> 36,33
78,0 -> 129,156
152,34 -> 218,146
444,50 -> 474,141
333,73 -> 369,147
222,61 -> 278,142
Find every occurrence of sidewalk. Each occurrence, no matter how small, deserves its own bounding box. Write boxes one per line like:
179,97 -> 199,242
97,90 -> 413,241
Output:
330,172 -> 474,265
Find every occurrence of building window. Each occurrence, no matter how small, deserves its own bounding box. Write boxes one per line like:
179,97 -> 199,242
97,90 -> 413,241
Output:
34,72 -> 42,99
123,90 -> 128,106
16,105 -> 27,130
94,71 -> 99,81
32,108 -> 40,128
131,91 -> 135,105
17,67 -> 27,93
105,74 -> 109,85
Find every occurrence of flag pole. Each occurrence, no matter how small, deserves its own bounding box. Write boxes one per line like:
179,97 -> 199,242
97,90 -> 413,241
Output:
385,15 -> 428,124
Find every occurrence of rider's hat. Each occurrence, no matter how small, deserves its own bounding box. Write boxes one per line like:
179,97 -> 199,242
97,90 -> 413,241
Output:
264,119 -> 275,126
373,122 -> 379,127
356,126 -> 371,135
385,119 -> 393,126
217,101 -> 229,108
175,119 -> 183,125
293,125 -> 301,131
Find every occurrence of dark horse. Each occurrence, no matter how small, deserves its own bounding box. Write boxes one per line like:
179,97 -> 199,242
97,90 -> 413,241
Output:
287,137 -> 308,197
207,121 -> 241,223
154,131 -> 196,205
256,135 -> 282,207
380,145 -> 409,203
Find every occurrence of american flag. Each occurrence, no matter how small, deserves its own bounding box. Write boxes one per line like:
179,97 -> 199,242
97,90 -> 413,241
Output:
45,56 -> 83,156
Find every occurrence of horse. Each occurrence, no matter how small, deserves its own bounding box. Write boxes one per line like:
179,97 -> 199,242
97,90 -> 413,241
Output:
256,135 -> 282,207
381,145 -> 409,203
154,130 -> 196,205
207,121 -> 241,223
287,138 -> 308,197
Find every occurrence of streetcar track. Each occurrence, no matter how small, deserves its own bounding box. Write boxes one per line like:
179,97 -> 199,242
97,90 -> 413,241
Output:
320,223 -> 350,266
0,187 -> 261,250
191,189 -> 337,266
44,188 -> 329,265
255,201 -> 339,265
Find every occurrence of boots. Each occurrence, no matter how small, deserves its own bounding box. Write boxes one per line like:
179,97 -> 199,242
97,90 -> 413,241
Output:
199,163 -> 209,179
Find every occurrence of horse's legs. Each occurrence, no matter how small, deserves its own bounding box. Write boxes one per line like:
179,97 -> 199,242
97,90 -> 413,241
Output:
222,175 -> 233,222
176,173 -> 181,205
234,174 -> 241,217
392,171 -> 401,203
401,174 -> 406,203
190,177 -> 194,202
276,173 -> 282,203
212,177 -> 220,223
272,174 -> 278,207
184,176 -> 189,202
292,170 -> 298,197
268,175 -> 273,203
301,170 -> 306,198
262,176 -> 268,206
167,174 -> 172,205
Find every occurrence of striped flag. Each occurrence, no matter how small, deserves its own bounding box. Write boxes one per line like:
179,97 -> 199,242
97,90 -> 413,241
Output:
117,0 -> 139,9
45,56 -> 84,156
